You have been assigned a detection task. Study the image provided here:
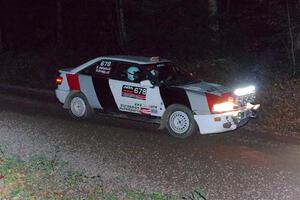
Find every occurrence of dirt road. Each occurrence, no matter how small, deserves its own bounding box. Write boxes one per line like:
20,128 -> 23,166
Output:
0,87 -> 299,199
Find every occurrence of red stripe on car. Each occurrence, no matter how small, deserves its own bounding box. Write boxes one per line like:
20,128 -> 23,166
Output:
66,74 -> 81,91
205,92 -> 233,113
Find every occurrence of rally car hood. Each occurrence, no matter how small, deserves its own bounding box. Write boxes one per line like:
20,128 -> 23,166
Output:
175,81 -> 231,96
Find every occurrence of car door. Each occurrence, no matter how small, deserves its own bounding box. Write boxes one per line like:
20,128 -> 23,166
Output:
109,62 -> 165,117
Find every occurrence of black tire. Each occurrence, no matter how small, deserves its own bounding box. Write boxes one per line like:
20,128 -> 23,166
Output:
67,92 -> 93,119
163,104 -> 197,139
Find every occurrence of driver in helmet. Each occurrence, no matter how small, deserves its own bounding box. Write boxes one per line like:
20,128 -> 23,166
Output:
147,67 -> 160,85
127,66 -> 140,82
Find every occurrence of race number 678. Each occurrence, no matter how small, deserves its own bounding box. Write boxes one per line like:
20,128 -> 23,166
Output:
134,88 -> 147,95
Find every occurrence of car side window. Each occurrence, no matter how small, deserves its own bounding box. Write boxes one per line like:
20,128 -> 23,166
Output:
80,60 -> 114,78
110,62 -> 145,83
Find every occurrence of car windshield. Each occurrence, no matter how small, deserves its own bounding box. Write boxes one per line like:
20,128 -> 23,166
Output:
143,62 -> 198,86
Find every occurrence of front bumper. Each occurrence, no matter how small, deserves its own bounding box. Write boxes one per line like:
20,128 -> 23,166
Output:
194,103 -> 260,135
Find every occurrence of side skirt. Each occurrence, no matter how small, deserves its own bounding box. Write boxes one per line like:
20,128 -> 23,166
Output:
95,110 -> 161,124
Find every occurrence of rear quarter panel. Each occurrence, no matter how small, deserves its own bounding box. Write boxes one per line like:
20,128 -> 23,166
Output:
78,74 -> 102,109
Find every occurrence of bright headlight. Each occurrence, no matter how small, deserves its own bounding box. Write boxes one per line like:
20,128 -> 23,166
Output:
212,102 -> 237,113
234,85 -> 255,96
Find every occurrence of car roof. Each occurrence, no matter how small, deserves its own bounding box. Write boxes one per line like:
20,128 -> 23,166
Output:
106,55 -> 171,64
71,55 -> 171,73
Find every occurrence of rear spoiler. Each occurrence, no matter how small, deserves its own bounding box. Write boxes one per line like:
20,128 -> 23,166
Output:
58,68 -> 75,74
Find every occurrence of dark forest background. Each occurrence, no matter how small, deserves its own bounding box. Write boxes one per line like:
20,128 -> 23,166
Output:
0,0 -> 299,133
0,0 -> 299,70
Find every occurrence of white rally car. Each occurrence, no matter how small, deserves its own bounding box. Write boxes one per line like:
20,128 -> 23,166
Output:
55,55 -> 260,138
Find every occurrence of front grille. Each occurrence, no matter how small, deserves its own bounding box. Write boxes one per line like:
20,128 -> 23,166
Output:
236,93 -> 255,106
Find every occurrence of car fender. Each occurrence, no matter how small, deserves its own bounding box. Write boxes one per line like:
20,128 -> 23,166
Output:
63,90 -> 82,108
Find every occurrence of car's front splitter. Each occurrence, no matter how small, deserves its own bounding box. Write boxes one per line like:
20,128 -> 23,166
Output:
194,104 -> 260,135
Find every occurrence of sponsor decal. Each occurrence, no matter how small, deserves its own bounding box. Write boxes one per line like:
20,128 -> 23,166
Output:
122,85 -> 147,100
96,61 -> 111,74
119,104 -> 140,113
139,107 -> 151,115
119,103 -> 155,115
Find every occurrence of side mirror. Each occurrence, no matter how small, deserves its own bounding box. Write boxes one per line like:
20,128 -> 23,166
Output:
140,80 -> 154,88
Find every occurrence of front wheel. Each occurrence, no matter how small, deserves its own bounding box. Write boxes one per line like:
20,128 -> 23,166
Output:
164,104 -> 197,139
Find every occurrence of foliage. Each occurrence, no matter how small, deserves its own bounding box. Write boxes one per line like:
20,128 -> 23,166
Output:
256,75 -> 300,134
0,154 -> 206,199
182,187 -> 207,200
0,155 -> 87,199
1,1 -> 299,65
0,49 -> 94,89
125,190 -> 177,200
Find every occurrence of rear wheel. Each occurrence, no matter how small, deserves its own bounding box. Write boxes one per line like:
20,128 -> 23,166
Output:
164,104 -> 197,139
68,93 -> 92,119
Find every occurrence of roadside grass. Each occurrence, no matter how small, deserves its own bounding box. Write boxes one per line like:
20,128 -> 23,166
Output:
0,154 -> 207,200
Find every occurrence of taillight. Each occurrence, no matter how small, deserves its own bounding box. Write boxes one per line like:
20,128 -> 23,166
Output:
56,76 -> 63,85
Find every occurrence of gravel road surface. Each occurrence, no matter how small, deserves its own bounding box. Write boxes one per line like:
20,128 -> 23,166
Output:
0,87 -> 299,199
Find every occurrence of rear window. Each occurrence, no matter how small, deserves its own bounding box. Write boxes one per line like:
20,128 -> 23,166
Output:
80,60 -> 114,78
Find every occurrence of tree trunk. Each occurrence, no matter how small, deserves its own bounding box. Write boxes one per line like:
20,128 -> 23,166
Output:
0,0 -> 3,52
0,25 -> 3,52
208,0 -> 220,52
296,33 -> 300,50
226,0 -> 231,15
208,0 -> 219,32
116,0 -> 127,51
286,0 -> 296,76
56,0 -> 63,48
